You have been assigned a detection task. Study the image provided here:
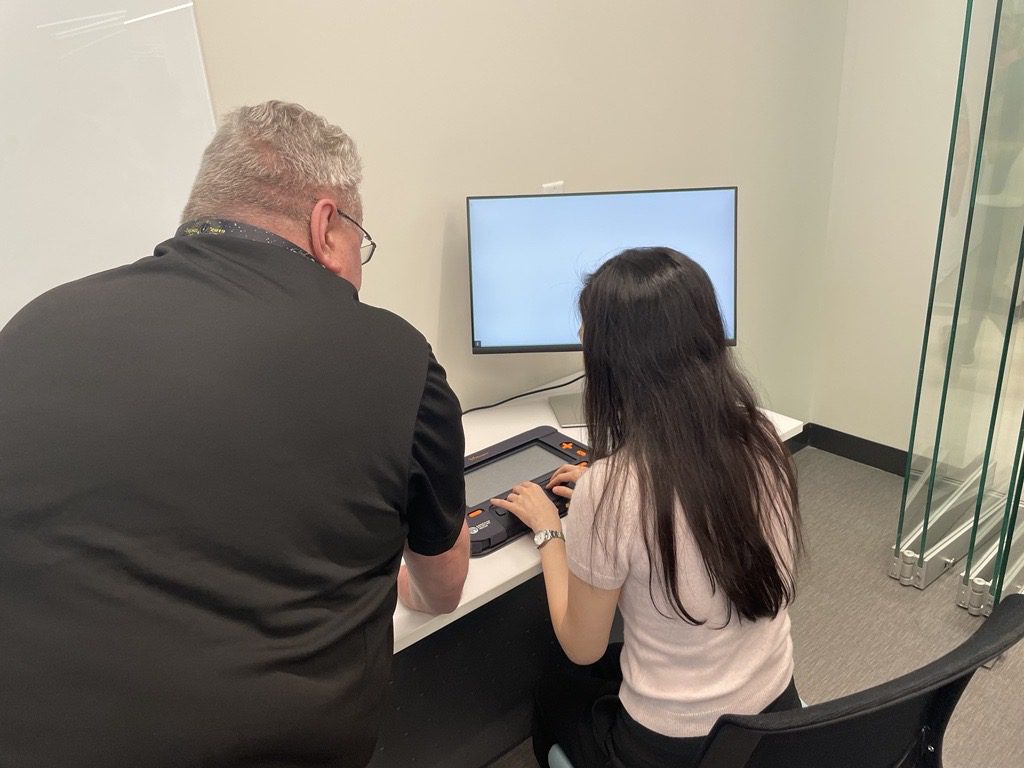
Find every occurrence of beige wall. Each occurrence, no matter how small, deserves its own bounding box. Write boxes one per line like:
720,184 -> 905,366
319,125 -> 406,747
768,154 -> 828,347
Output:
191,2 -> 974,450
807,3 -> 967,449
193,0 -> 846,416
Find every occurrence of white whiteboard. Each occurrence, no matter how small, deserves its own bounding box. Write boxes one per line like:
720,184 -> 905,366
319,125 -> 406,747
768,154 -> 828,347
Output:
0,2 -> 215,329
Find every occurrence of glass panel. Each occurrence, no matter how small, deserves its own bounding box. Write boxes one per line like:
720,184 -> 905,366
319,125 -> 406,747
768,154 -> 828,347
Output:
919,0 -> 1019,567
896,1 -> 1024,600
991,382 -> 1024,606
996,521 -> 1024,600
992,409 -> 1024,601
962,223 -> 1024,590
964,1 -> 1024,603
896,0 -> 999,572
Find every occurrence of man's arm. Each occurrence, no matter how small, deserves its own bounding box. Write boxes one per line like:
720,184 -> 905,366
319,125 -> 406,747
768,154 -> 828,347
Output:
398,521 -> 470,614
399,349 -> 468,614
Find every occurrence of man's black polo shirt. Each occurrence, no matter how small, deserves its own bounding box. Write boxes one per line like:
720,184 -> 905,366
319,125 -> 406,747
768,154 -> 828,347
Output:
0,225 -> 465,767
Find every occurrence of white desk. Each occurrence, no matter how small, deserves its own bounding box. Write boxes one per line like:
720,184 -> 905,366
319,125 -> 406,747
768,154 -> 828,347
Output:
392,387 -> 804,652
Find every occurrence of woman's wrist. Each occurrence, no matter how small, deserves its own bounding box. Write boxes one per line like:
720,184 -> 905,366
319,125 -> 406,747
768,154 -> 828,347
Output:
533,527 -> 564,546
533,518 -> 563,535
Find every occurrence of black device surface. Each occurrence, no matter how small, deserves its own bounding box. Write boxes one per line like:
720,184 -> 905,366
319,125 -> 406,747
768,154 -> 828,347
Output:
464,425 -> 590,556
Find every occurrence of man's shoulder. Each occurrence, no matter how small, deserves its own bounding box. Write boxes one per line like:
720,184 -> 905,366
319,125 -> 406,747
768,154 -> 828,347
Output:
2,262 -> 139,336
354,302 -> 430,352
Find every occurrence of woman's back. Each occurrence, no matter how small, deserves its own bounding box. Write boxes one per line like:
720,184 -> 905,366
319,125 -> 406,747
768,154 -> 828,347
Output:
566,458 -> 795,738
496,247 -> 803,766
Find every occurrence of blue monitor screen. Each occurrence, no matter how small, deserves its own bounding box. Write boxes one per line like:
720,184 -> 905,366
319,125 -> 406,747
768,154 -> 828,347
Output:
467,187 -> 736,353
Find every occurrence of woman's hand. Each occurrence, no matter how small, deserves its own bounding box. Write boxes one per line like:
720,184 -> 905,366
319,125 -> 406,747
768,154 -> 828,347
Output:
546,463 -> 588,499
490,481 -> 561,533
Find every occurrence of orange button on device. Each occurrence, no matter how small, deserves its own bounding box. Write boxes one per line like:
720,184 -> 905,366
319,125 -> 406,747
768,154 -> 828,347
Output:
575,449 -> 588,457
468,509 -> 483,518
577,461 -> 589,468
560,441 -> 574,450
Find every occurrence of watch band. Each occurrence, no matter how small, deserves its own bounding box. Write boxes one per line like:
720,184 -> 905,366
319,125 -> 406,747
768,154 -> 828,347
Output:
534,529 -> 565,549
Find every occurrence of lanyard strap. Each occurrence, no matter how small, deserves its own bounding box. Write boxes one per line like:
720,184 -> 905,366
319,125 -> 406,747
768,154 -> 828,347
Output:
176,219 -> 321,269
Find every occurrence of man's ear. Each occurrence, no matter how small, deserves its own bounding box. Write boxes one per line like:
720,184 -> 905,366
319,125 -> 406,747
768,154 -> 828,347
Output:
308,198 -> 344,274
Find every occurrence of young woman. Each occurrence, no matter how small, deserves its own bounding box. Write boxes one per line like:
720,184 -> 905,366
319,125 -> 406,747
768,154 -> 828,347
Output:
491,247 -> 803,768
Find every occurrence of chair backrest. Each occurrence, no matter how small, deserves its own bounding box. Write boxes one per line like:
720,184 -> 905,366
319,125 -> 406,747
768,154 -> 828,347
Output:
695,593 -> 1024,768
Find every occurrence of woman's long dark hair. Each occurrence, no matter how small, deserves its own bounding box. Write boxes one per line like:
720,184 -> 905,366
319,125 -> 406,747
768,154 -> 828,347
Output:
579,247 -> 801,625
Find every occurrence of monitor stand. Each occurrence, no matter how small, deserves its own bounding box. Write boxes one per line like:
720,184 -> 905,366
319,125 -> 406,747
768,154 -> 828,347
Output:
549,392 -> 585,429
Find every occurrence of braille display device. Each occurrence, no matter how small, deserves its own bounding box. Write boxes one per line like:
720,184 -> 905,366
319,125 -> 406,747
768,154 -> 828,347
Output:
463,426 -> 591,556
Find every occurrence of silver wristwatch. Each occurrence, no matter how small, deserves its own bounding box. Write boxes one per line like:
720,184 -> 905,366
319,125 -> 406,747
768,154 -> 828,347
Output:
534,529 -> 565,549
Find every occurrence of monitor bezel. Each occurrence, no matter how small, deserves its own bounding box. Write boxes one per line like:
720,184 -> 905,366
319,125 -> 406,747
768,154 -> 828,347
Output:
467,186 -> 738,354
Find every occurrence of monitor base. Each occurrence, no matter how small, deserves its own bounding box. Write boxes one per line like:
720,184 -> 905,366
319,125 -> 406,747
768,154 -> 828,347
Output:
548,393 -> 585,429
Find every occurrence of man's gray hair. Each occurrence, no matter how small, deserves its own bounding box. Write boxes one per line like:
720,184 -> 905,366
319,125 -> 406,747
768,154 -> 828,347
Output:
181,100 -> 363,224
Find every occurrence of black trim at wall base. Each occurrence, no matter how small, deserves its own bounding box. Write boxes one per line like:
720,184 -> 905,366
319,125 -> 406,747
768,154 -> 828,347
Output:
786,423 -> 908,477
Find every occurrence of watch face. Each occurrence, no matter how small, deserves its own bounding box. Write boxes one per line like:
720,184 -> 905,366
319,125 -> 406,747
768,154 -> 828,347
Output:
533,530 -> 548,546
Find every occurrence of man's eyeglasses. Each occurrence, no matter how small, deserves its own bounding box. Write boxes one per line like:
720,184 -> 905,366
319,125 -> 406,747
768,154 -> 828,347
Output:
335,207 -> 376,265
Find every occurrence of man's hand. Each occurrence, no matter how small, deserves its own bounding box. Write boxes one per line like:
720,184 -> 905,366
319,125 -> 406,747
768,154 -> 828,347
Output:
398,521 -> 470,614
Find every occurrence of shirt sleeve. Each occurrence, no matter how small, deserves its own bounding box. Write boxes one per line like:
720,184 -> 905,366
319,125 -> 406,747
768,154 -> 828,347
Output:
565,460 -> 635,590
404,350 -> 466,556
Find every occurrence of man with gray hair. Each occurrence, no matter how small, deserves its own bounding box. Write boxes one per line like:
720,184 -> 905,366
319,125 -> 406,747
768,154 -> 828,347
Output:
0,101 -> 469,767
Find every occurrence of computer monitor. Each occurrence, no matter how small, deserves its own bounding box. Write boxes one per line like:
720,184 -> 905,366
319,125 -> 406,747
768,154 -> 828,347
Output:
467,187 -> 737,354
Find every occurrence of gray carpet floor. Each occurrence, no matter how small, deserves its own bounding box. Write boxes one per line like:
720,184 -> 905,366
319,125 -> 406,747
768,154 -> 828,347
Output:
487,447 -> 1024,767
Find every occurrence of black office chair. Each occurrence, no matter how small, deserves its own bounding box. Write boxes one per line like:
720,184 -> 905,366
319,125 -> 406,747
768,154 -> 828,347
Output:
549,593 -> 1024,768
